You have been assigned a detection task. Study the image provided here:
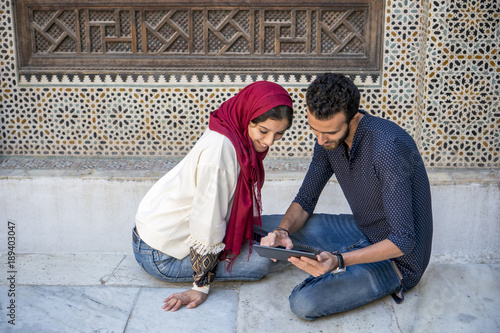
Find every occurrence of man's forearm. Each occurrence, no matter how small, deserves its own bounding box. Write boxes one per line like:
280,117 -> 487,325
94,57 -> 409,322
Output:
279,202 -> 310,233
342,239 -> 404,267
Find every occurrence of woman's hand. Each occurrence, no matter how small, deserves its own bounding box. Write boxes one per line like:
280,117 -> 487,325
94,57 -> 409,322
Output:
288,251 -> 338,277
162,289 -> 208,312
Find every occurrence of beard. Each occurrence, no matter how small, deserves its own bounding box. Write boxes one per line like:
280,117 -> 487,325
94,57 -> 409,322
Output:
321,126 -> 350,151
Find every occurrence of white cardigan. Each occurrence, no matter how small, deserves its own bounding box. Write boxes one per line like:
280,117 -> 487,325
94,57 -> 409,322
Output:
135,129 -> 240,259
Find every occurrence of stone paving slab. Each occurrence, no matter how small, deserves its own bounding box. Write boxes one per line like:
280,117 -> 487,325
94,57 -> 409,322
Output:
0,286 -> 139,333
1,254 -> 499,332
0,286 -> 238,333
126,288 -> 237,333
104,254 -> 179,288
236,266 -> 397,333
397,263 -> 500,333
236,263 -> 500,333
0,253 -> 126,286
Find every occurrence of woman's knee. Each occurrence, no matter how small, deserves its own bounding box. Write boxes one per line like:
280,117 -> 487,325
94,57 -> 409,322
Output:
219,254 -> 277,281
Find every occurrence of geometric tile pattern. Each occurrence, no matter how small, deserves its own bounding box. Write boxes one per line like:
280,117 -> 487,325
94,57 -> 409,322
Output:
421,0 -> 499,167
1,0 -> 499,168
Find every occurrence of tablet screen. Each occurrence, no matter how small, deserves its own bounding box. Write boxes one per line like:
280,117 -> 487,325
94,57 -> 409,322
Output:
253,244 -> 318,261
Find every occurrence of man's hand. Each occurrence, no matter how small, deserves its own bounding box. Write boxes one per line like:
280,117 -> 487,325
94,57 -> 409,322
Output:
259,229 -> 293,262
260,229 -> 293,249
162,289 -> 208,312
288,251 -> 338,277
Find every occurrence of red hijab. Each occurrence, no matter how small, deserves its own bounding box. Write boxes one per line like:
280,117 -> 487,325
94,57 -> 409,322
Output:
209,81 -> 293,262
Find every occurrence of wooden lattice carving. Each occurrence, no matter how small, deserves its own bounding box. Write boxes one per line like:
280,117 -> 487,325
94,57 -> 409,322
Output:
14,0 -> 383,74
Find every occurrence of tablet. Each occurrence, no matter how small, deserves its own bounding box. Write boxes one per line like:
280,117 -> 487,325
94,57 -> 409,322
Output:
253,244 -> 318,261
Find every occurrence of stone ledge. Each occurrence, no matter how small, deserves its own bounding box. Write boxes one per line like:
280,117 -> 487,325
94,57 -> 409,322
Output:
1,157 -> 499,185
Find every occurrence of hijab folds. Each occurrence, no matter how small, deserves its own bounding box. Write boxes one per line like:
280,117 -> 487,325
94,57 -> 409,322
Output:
209,81 -> 293,263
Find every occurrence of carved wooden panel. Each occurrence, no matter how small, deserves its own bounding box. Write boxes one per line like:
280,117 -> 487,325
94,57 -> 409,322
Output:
14,0 -> 384,74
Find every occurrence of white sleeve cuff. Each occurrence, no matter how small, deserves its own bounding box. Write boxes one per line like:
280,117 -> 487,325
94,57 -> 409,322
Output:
192,282 -> 210,294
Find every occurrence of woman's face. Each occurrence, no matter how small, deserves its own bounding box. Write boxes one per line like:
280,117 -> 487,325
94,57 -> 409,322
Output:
247,117 -> 289,153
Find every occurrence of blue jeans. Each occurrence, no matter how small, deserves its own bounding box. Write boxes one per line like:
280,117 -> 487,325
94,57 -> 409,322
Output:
260,214 -> 402,321
132,226 -> 277,282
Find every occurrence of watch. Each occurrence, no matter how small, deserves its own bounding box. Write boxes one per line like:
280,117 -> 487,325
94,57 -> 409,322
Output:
331,252 -> 346,274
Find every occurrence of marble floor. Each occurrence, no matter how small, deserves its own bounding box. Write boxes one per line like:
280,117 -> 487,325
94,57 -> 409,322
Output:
0,285 -> 237,333
0,254 -> 499,333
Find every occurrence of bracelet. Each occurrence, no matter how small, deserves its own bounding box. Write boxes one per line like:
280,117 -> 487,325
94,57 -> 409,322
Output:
331,252 -> 346,275
272,227 -> 289,237
192,282 -> 210,294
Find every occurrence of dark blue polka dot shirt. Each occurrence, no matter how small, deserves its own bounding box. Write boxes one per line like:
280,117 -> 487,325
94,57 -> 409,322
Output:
294,110 -> 433,293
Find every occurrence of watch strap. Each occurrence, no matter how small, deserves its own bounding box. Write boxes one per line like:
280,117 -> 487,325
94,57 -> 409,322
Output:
331,252 -> 346,274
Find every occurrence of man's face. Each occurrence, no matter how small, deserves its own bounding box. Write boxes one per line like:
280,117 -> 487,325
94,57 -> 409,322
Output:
306,107 -> 350,151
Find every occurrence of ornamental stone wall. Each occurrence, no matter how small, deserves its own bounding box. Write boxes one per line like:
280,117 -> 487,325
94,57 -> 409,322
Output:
0,0 -> 498,168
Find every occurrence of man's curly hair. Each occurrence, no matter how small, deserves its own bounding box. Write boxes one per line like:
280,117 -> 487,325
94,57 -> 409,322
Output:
306,73 -> 360,122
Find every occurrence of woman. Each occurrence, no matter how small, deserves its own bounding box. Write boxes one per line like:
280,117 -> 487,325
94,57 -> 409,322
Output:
132,81 -> 294,311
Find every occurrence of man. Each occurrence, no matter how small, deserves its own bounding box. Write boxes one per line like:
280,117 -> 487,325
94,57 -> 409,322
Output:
260,73 -> 433,320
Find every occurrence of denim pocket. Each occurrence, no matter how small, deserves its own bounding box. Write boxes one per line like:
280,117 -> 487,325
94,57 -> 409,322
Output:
151,250 -> 187,279
132,227 -> 145,253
